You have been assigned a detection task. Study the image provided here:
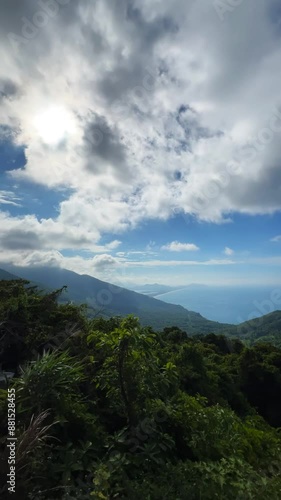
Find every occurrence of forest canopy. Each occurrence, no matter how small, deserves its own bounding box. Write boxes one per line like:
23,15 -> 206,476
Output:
0,280 -> 281,499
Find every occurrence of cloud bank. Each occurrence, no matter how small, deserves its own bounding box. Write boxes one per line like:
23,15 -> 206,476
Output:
0,0 -> 281,269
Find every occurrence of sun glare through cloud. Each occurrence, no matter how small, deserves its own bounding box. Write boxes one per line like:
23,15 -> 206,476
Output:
0,0 -> 281,288
33,106 -> 76,146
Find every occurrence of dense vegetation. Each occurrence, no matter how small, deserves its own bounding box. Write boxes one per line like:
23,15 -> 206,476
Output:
227,311 -> 281,348
1,280 -> 281,499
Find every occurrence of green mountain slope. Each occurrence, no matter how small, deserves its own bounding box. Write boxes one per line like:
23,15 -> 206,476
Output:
0,268 -> 20,281
0,265 -> 231,333
1,266 -> 280,343
228,310 -> 281,347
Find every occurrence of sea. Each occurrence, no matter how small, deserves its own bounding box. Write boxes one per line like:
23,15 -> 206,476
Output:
155,286 -> 281,324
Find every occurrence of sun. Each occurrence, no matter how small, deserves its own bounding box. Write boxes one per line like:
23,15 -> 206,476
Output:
33,105 -> 75,145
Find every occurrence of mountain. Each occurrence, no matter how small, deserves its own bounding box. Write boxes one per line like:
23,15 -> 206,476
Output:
0,265 -> 231,333
126,283 -> 184,297
0,268 -> 20,281
127,283 -> 208,298
229,311 -> 281,347
1,265 -> 280,343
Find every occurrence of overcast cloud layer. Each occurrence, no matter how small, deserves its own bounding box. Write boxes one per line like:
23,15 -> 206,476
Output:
0,0 -> 281,277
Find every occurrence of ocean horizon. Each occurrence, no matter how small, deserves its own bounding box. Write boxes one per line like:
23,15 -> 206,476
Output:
155,286 -> 281,324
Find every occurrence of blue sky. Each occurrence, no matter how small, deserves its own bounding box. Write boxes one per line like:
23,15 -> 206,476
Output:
0,0 -> 281,286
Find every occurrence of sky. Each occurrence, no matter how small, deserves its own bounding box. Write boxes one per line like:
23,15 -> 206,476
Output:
0,0 -> 281,286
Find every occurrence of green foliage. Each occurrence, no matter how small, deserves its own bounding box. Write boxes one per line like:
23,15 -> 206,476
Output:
15,351 -> 85,416
1,280 -> 281,499
0,279 -> 88,373
226,311 -> 281,348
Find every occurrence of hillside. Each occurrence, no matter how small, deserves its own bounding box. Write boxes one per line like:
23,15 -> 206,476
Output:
0,265 -> 230,333
0,268 -> 20,281
1,266 -> 280,344
230,311 -> 281,347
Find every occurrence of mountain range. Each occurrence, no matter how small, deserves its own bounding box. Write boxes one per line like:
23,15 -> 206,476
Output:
0,265 -> 230,333
125,283 -> 184,297
1,265 -> 280,344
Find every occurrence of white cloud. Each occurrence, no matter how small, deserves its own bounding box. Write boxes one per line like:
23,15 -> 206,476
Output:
92,241 -> 122,252
0,191 -> 21,207
0,249 -> 121,276
0,211 -> 121,252
0,0 -> 281,271
224,246 -> 234,256
90,254 -> 120,271
162,241 -> 199,252
251,256 -> 281,265
126,258 -> 236,267
0,249 -> 237,281
270,235 -> 281,242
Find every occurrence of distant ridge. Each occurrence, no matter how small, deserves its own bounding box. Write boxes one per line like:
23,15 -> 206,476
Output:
0,265 -> 231,333
0,268 -> 21,281
1,266 -> 280,344
126,283 -> 184,297
227,310 -> 281,347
